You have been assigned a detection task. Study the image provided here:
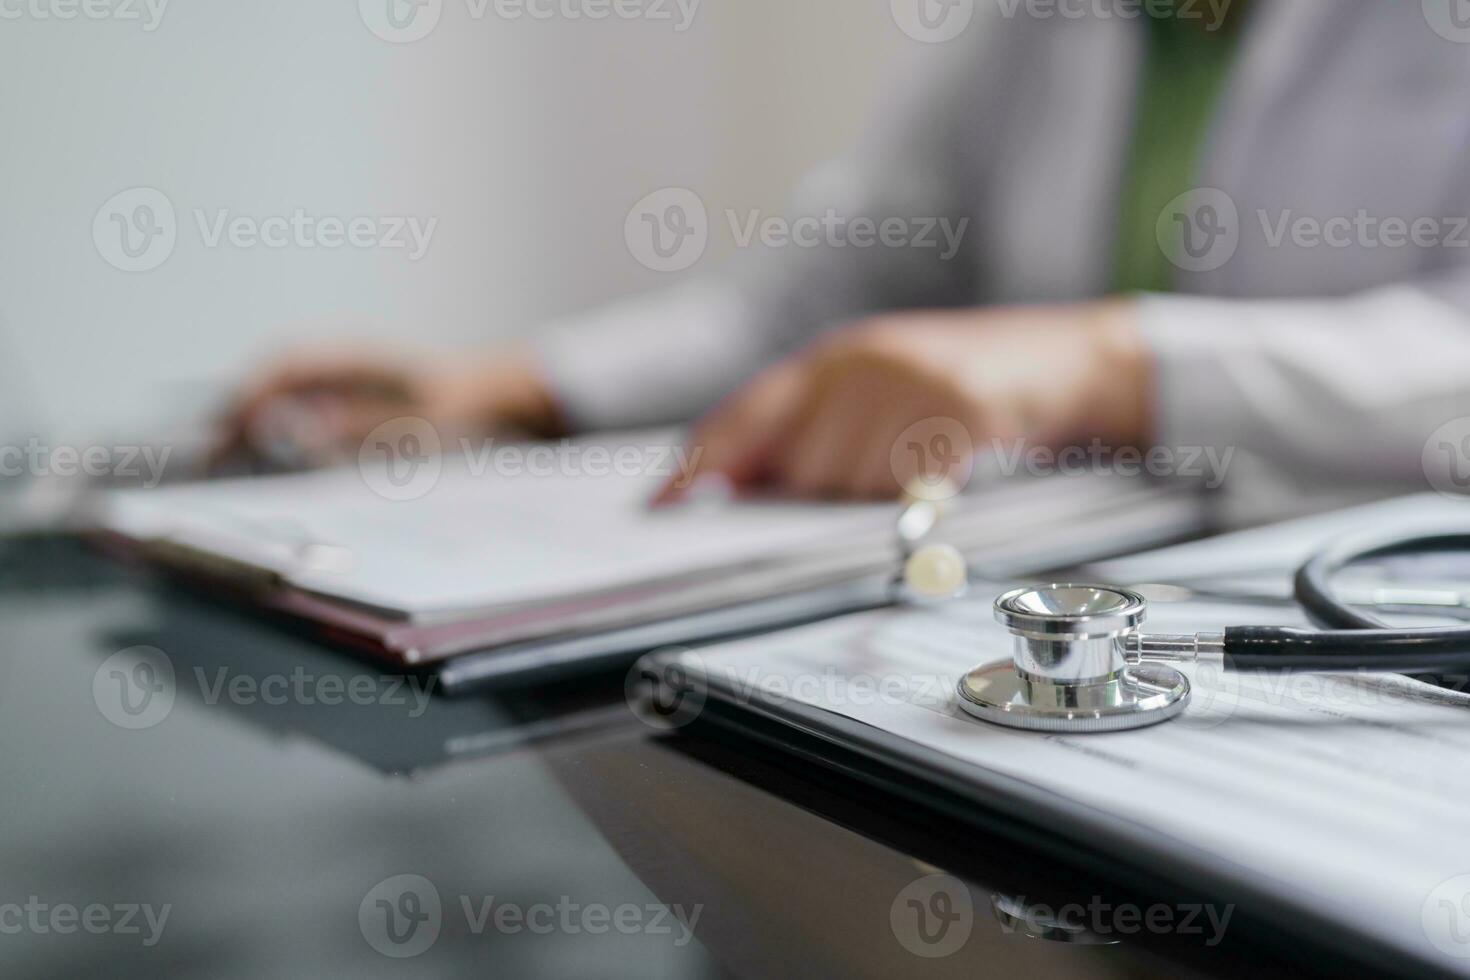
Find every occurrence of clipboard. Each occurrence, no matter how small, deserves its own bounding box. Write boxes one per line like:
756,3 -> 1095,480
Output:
94,460 -> 1212,691
654,661 -> 1448,978
641,585 -> 1470,979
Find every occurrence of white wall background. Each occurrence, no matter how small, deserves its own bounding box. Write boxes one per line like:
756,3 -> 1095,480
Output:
0,0 -> 916,443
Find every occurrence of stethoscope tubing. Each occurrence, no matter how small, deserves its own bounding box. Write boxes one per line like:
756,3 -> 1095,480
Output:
1224,531 -> 1470,673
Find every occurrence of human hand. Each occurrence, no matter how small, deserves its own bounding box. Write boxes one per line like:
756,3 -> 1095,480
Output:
655,300 -> 1149,502
209,342 -> 563,472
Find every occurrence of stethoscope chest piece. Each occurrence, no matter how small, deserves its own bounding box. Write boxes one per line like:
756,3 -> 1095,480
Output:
957,584 -> 1191,733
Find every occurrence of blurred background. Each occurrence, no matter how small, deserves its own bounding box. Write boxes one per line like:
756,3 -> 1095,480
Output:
0,0 -> 916,445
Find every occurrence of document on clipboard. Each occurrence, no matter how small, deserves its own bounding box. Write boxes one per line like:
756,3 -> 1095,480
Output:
655,495 -> 1470,975
91,431 -> 1208,687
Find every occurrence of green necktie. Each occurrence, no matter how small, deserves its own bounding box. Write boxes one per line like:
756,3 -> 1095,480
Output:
1111,8 -> 1246,294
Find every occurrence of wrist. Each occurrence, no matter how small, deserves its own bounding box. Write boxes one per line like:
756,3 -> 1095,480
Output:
434,346 -> 569,438
1084,298 -> 1154,449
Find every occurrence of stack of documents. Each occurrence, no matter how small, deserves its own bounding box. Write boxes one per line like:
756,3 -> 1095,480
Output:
93,433 -> 1208,690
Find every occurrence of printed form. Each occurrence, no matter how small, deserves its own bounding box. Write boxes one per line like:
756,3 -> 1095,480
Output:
681,595 -> 1470,972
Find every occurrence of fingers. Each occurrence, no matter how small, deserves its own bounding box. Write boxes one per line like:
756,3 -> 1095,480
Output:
772,380 -> 871,498
776,399 -> 944,501
652,360 -> 806,505
209,347 -> 421,472
655,341 -> 969,504
224,350 -> 415,436
769,351 -> 912,500
851,422 -> 910,500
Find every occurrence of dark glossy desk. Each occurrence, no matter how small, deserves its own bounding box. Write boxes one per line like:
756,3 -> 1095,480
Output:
0,538 -> 1383,978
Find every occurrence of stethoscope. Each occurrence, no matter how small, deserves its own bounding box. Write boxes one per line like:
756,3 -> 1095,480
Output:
895,494 -> 1470,734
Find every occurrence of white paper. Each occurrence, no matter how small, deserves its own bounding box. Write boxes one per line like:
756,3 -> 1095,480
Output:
683,595 -> 1470,972
101,455 -> 890,618
99,432 -> 1198,623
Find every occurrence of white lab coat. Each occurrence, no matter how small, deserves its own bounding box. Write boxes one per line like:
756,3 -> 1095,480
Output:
535,0 -> 1470,499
